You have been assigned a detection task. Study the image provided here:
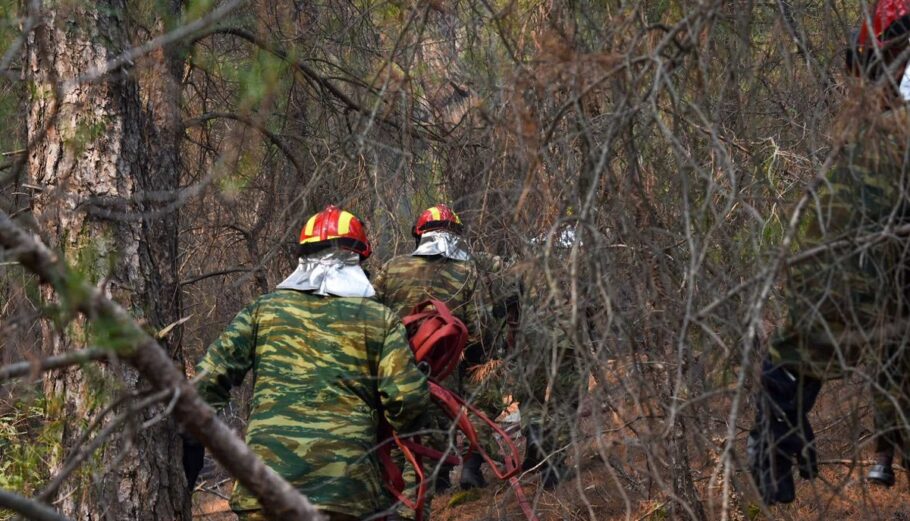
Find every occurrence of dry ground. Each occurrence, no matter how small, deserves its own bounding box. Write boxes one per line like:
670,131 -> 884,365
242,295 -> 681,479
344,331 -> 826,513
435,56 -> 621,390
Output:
193,378 -> 910,520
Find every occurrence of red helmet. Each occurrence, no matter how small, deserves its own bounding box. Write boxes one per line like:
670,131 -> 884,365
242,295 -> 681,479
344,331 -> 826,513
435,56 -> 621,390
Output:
848,0 -> 910,78
412,204 -> 463,237
298,205 -> 372,259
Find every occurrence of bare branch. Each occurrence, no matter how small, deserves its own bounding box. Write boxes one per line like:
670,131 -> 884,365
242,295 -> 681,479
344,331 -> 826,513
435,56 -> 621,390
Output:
64,0 -> 244,88
182,112 -> 305,176
193,27 -> 444,142
178,266 -> 252,286
0,489 -> 70,521
34,389 -> 175,504
0,348 -> 108,383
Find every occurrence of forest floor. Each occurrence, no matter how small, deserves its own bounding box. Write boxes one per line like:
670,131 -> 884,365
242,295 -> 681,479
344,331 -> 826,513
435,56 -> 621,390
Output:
192,463 -> 910,520
191,379 -> 910,521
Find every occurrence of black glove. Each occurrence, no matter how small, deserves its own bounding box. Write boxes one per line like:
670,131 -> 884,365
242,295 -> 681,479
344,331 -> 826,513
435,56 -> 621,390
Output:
748,360 -> 821,505
181,432 -> 205,492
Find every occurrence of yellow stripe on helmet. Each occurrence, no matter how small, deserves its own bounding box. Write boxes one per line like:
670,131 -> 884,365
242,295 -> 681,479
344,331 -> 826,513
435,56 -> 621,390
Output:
429,206 -> 441,221
302,214 -> 318,241
337,211 -> 354,235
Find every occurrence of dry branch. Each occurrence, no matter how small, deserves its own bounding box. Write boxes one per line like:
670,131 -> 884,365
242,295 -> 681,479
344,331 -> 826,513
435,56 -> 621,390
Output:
182,112 -> 305,176
65,0 -> 243,88
0,348 -> 108,383
0,212 -> 326,521
193,27 -> 444,142
0,489 -> 70,521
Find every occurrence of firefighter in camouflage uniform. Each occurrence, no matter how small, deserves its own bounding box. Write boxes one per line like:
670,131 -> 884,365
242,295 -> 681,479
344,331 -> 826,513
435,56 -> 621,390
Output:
748,0 -> 910,503
190,205 -> 429,521
510,228 -> 587,490
374,204 -> 501,504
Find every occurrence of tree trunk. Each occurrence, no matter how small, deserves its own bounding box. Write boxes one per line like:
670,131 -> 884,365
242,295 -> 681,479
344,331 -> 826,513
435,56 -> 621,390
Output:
27,1 -> 188,519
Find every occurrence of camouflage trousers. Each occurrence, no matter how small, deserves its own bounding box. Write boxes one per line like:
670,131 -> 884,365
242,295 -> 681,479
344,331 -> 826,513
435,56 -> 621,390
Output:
513,345 -> 583,463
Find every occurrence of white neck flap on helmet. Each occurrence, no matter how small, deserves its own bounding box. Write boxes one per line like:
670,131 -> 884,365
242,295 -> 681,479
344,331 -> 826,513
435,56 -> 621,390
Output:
277,250 -> 375,297
412,230 -> 472,261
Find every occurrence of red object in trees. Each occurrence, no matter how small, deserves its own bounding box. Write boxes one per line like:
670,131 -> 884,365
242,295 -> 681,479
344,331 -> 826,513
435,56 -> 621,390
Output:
377,300 -> 525,521
858,0 -> 910,48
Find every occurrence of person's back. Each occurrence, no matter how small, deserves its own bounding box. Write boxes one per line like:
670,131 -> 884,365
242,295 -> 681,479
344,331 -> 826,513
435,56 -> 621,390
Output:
748,2 -> 910,504
190,205 -> 428,520
377,254 -> 479,324
374,204 -> 497,511
196,290 -> 425,516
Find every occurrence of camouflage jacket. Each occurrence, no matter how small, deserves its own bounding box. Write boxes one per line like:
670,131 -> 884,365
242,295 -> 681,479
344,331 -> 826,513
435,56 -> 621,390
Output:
772,106 -> 910,377
195,290 -> 429,516
374,254 -> 483,346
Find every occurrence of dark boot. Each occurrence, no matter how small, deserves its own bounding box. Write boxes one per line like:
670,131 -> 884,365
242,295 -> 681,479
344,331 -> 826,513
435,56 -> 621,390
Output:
433,464 -> 454,493
540,460 -> 565,490
521,423 -> 546,471
867,451 -> 896,488
522,422 -> 566,489
459,453 -> 487,490
747,430 -> 795,505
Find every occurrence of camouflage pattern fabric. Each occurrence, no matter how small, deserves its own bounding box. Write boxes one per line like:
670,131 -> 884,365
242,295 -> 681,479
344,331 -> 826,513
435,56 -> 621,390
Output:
770,107 -> 910,380
510,272 -> 584,459
374,254 -> 482,340
374,253 -> 489,448
464,253 -> 521,452
375,253 -> 488,518
749,107 -> 910,504
195,289 -> 429,518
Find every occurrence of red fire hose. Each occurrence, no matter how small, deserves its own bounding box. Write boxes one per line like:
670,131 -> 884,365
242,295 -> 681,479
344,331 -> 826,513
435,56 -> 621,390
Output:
378,300 -> 536,521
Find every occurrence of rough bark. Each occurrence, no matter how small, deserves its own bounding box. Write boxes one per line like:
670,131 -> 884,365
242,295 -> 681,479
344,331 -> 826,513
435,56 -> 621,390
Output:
26,1 -> 187,518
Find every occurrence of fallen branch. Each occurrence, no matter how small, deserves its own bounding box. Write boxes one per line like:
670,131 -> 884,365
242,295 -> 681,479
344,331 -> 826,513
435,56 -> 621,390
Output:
0,211 -> 325,521
0,348 -> 108,383
0,489 -> 69,521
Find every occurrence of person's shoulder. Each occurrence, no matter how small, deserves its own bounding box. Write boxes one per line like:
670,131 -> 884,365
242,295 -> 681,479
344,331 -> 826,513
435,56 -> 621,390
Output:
383,254 -> 430,273
254,289 -> 310,305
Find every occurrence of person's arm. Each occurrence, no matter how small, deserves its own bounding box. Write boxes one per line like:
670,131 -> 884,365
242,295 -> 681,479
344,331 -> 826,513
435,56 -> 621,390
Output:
372,261 -> 390,303
195,302 -> 258,411
377,311 -> 429,432
184,301 -> 258,489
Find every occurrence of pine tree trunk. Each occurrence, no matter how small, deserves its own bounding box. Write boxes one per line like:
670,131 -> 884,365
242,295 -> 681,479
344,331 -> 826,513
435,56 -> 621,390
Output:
27,1 -> 189,519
